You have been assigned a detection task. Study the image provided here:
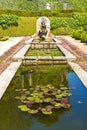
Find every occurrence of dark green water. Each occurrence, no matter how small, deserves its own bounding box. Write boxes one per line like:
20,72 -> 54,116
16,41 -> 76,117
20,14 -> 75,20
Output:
0,65 -> 87,130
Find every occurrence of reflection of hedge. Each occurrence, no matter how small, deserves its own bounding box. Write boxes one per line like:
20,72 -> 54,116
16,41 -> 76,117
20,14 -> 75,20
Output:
0,14 -> 18,29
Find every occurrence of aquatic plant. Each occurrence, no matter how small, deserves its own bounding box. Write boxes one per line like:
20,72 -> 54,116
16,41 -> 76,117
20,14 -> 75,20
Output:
28,109 -> 38,114
18,105 -> 29,112
16,84 -> 71,115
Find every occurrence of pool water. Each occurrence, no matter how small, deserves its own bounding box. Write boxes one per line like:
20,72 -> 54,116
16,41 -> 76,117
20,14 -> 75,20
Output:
0,65 -> 87,130
25,49 -> 63,56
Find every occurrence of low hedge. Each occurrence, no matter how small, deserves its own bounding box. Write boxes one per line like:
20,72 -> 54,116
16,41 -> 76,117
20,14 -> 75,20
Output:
0,36 -> 9,41
72,30 -> 87,43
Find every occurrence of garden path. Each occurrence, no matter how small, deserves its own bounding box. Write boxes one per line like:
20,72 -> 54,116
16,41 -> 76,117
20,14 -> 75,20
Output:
0,37 -> 24,56
58,35 -> 87,54
0,36 -> 30,74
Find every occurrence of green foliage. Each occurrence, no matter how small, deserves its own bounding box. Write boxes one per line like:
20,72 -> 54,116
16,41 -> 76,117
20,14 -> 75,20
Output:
72,30 -> 83,40
80,33 -> 87,43
50,13 -> 87,31
0,14 -> 18,29
18,105 -> 29,112
0,17 -> 36,36
16,84 -> 71,115
0,36 -> 9,41
72,30 -> 87,43
0,0 -> 87,11
51,26 -> 73,35
71,12 -> 87,30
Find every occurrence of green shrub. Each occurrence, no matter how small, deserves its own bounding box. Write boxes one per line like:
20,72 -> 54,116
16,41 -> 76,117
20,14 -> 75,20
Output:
0,36 -> 9,41
80,33 -> 87,43
51,26 -> 73,35
72,29 -> 87,43
72,30 -> 83,39
0,14 -> 18,29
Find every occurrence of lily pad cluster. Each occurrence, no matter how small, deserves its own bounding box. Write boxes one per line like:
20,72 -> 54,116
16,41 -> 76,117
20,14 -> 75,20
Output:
16,84 -> 71,115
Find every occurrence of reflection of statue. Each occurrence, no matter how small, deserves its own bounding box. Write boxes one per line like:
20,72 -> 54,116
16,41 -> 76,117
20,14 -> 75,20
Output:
36,16 -> 50,40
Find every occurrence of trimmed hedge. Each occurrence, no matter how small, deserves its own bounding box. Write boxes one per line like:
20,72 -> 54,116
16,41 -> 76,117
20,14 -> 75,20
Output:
0,14 -> 18,29
0,9 -> 73,17
72,30 -> 87,43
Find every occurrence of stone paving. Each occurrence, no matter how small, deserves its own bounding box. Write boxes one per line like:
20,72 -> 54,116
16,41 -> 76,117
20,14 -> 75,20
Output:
0,62 -> 21,99
58,35 -> 87,54
0,37 -> 24,56
69,62 -> 87,88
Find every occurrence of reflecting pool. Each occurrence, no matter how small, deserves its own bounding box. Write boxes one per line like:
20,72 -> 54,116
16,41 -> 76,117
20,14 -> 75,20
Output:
0,65 -> 87,130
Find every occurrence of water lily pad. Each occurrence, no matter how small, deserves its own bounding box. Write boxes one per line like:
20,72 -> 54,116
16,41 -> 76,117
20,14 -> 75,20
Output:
46,84 -> 52,88
49,88 -> 57,92
61,99 -> 69,104
54,103 -> 62,108
15,96 -> 20,99
18,105 -> 29,112
42,111 -> 52,115
57,89 -> 61,94
28,109 -> 38,114
62,104 -> 71,108
44,98 -> 52,103
60,87 -> 69,90
34,98 -> 43,103
50,100 -> 56,105
27,97 -> 34,101
56,94 -> 63,99
46,105 -> 54,110
41,108 -> 52,115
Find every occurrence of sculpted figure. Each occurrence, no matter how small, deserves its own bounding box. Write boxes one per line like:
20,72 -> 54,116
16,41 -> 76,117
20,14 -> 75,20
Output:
36,16 -> 50,40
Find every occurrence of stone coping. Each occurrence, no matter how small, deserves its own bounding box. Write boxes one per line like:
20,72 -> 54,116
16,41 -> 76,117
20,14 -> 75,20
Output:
57,44 -> 76,61
23,56 -> 37,60
38,56 -> 52,60
53,56 -> 67,61
13,44 -> 31,60
0,62 -> 22,99
68,62 -> 87,88
31,42 -> 57,44
25,38 -> 34,44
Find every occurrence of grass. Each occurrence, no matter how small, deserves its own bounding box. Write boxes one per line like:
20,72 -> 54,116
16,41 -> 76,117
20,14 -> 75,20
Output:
0,17 -> 36,36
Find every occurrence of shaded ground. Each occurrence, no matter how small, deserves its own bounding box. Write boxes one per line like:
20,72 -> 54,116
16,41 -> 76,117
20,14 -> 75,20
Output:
0,36 -> 30,74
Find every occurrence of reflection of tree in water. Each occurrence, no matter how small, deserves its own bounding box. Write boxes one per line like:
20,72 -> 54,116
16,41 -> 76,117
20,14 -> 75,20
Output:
59,65 -> 69,87
30,108 -> 70,127
20,65 -> 69,89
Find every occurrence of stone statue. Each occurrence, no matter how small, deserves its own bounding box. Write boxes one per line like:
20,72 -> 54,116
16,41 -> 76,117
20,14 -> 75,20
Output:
36,16 -> 50,40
